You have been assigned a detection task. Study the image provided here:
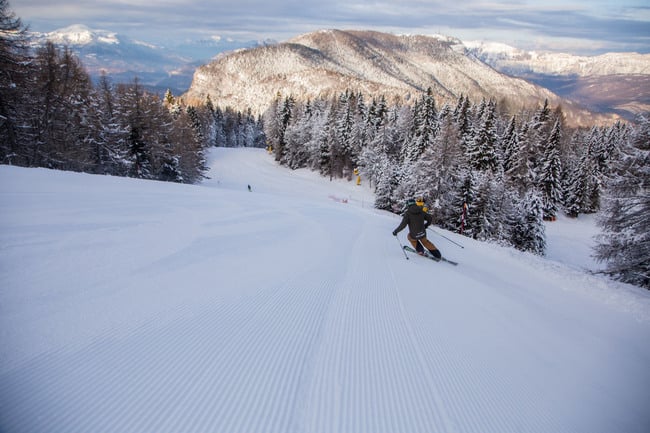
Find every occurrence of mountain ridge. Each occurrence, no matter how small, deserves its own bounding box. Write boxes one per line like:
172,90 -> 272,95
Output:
183,29 -> 618,127
30,26 -> 649,123
465,40 -> 650,119
29,24 -> 267,95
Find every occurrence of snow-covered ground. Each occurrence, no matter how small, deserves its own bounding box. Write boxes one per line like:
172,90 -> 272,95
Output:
1,147 -> 649,433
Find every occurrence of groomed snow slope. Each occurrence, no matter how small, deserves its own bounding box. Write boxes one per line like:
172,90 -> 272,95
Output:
1,147 -> 649,433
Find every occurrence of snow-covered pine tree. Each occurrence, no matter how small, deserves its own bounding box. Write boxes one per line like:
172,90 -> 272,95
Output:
562,163 -> 583,218
504,122 -> 533,194
317,111 -> 333,178
262,93 -> 292,162
525,99 -> 554,185
595,114 -> 650,289
334,90 -> 357,177
394,94 -> 445,217
410,146 -> 438,203
358,103 -> 403,189
464,171 -> 512,242
367,95 -> 388,130
501,116 -> 519,173
302,99 -> 329,171
579,128 -> 606,213
391,163 -> 418,207
600,121 -> 629,176
400,89 -> 438,165
374,155 -> 400,211
175,108 -> 209,183
531,99 -> 551,131
444,168 -> 477,235
284,101 -> 313,169
353,92 -> 369,162
467,99 -> 499,173
210,105 -> 227,148
117,78 -> 151,178
510,190 -> 546,255
92,72 -> 130,175
401,99 -> 422,165
420,107 -> 464,224
539,120 -> 563,220
358,119 -> 387,188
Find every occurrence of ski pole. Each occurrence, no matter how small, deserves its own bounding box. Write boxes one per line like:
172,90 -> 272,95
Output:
427,227 -> 465,249
395,235 -> 409,260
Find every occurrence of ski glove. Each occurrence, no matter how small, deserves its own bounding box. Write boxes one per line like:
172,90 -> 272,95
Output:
392,230 -> 398,236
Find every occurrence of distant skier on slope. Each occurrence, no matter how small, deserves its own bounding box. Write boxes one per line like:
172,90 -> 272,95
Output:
392,197 -> 442,259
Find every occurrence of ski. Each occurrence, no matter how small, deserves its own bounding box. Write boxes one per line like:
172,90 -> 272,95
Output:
403,245 -> 458,266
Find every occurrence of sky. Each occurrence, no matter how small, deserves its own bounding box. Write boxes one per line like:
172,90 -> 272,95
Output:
11,0 -> 650,54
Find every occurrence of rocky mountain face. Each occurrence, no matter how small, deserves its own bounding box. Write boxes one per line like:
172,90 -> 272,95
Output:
465,41 -> 650,120
182,30 -> 621,127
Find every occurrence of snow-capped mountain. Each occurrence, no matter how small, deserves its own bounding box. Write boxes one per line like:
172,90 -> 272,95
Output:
465,41 -> 650,119
29,25 -> 191,94
29,25 -> 264,95
183,29 -> 614,127
33,24 -> 122,46
464,40 -> 650,76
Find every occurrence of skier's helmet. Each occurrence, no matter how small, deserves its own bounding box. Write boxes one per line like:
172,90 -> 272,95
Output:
406,198 -> 416,207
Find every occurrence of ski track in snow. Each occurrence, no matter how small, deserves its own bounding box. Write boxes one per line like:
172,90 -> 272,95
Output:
1,147 -> 650,433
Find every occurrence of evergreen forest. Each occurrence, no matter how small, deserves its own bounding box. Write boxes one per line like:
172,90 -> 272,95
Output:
263,90 -> 649,288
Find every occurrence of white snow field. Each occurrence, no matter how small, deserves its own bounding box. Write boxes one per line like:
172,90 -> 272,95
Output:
1,147 -> 649,433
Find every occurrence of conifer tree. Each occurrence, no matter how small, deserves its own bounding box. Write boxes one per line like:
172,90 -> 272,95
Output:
92,72 -> 130,175
334,90 -> 358,175
374,155 -> 399,211
453,95 -> 471,146
539,120 -> 563,219
0,0 -> 31,165
527,99 -> 554,183
562,161 -> 584,218
284,101 -> 313,169
367,95 -> 388,129
510,190 -> 546,255
31,43 -> 95,171
579,128 -> 605,213
447,169 -> 477,235
117,78 -> 151,178
502,116 -> 519,173
268,95 -> 292,160
467,99 -> 499,173
595,114 -> 650,289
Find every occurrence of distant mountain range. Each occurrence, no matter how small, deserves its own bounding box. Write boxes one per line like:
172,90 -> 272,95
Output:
31,25 -> 650,124
183,29 -> 636,127
29,24 -> 269,95
465,41 -> 650,121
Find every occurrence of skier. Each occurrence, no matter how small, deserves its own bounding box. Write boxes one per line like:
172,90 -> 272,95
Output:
392,198 -> 442,259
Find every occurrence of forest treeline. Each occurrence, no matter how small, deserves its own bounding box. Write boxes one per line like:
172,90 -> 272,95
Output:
0,0 -> 264,183
1,1 -> 647,288
263,89 -> 649,288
